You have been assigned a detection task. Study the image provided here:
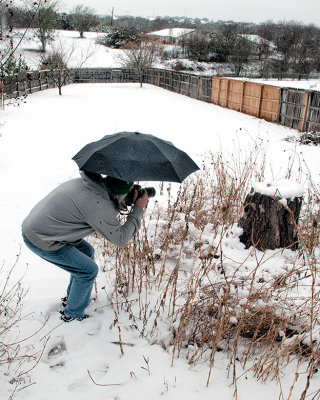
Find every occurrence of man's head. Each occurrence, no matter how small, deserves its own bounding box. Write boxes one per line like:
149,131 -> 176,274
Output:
104,176 -> 134,195
104,176 -> 134,210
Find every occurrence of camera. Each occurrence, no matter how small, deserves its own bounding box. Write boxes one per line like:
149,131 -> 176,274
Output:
125,184 -> 156,206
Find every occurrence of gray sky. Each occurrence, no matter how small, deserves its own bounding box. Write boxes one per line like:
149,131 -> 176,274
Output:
60,0 -> 320,26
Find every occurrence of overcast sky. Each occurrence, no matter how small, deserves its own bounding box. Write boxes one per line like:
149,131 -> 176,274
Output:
60,0 -> 320,26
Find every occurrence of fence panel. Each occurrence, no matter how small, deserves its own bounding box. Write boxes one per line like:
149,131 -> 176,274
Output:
171,72 -> 181,93
217,79 -> 230,107
305,91 -> 320,132
227,80 -> 244,112
158,70 -> 167,88
121,69 -> 140,82
179,74 -> 190,96
211,77 -> 220,105
165,70 -> 174,90
189,76 -> 200,99
200,77 -> 212,103
279,88 -> 306,130
242,82 -> 261,117
74,68 -> 110,82
143,69 -> 158,85
260,85 -> 280,122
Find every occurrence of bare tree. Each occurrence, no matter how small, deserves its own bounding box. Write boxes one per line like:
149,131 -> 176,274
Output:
39,40 -> 73,95
211,23 -> 238,62
39,39 -> 95,94
29,0 -> 59,52
229,36 -> 253,75
70,4 -> 99,38
0,0 -> 43,75
117,41 -> 158,87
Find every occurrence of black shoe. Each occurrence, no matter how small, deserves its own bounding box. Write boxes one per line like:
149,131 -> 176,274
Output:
60,310 -> 89,322
61,296 -> 68,308
59,297 -> 68,313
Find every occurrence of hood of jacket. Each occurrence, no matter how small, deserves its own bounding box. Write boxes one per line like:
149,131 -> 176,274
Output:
80,171 -> 111,201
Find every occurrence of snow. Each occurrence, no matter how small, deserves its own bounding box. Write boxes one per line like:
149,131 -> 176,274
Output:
252,180 -> 305,199
237,77 -> 320,91
8,29 -> 123,70
1,30 -> 320,400
147,28 -> 196,38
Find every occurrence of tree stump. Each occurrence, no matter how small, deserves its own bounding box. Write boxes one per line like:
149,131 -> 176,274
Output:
238,182 -> 303,251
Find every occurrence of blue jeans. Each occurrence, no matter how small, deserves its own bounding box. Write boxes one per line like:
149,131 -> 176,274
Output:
22,233 -> 98,318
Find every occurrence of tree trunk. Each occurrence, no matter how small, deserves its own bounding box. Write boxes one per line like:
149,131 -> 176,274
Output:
238,191 -> 303,251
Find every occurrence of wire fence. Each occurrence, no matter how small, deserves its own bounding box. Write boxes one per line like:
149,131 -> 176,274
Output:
2,68 -> 320,133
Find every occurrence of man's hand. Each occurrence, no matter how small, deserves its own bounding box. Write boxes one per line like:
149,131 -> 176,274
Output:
134,190 -> 148,209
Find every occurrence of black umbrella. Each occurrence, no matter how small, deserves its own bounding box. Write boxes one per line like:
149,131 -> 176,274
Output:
72,131 -> 200,183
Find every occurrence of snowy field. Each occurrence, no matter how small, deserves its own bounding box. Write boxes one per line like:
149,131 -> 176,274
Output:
8,29 -> 320,91
1,81 -> 320,400
10,29 -> 123,70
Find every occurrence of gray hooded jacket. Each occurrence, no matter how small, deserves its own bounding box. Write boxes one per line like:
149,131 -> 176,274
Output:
22,172 -> 143,251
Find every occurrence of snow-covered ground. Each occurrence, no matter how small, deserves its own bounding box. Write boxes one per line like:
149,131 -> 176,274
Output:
1,81 -> 320,400
10,29 -> 123,70
1,28 -> 320,400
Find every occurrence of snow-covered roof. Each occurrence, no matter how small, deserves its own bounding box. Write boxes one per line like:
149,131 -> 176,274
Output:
239,34 -> 266,43
239,34 -> 276,48
147,28 -> 196,38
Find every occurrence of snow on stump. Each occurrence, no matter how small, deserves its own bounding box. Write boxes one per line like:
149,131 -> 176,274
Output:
239,180 -> 304,251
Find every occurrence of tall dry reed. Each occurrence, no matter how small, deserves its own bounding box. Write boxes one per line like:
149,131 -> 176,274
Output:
95,145 -> 320,399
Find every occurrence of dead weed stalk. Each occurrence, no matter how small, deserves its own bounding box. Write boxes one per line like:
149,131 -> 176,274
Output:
96,147 -> 320,399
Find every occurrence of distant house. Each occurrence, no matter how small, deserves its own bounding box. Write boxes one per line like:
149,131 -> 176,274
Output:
145,28 -> 197,45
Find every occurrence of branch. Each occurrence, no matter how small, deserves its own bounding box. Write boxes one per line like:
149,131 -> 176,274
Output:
87,370 -> 122,386
0,0 -> 44,70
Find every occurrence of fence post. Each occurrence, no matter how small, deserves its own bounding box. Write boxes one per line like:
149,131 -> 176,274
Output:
157,70 -> 160,86
240,81 -> 245,112
226,79 -> 231,108
217,77 -> 221,105
258,84 -> 263,118
198,76 -> 202,100
16,74 -> 19,97
299,91 -> 310,132
211,77 -> 215,104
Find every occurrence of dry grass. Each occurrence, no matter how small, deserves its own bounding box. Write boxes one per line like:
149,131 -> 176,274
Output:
0,253 -> 48,397
93,143 -> 320,399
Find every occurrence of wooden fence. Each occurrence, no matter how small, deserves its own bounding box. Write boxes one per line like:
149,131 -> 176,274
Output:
148,70 -> 280,124
211,78 -> 280,122
74,68 -> 141,83
2,68 -> 320,133
3,70 -> 74,100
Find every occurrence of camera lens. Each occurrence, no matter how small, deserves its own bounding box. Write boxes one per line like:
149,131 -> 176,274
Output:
145,187 -> 156,198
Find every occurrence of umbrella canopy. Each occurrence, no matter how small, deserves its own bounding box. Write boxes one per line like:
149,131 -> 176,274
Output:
72,131 -> 200,183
